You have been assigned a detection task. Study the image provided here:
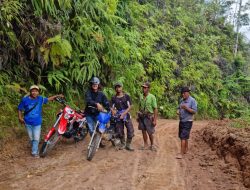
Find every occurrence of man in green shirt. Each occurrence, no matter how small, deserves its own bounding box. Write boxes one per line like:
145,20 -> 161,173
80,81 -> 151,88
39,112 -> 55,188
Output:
137,82 -> 158,151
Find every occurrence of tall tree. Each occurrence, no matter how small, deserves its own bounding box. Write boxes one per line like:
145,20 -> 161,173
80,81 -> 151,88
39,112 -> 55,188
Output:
234,0 -> 243,56
233,0 -> 250,56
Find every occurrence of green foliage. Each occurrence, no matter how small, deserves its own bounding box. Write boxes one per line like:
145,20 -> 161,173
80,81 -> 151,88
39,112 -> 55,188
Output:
40,35 -> 72,66
47,70 -> 71,92
0,0 -> 250,141
0,0 -> 22,51
31,0 -> 71,17
109,62 -> 146,97
229,116 -> 250,128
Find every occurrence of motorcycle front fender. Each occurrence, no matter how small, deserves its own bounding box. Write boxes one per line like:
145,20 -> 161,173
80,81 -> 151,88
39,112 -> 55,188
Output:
58,117 -> 68,134
44,114 -> 62,141
98,123 -> 106,133
44,127 -> 55,141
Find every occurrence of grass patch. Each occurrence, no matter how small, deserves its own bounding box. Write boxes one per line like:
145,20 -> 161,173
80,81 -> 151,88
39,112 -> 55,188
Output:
229,118 -> 250,128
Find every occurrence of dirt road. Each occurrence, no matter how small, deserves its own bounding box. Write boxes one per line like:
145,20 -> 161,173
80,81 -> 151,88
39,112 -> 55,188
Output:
0,120 -> 247,190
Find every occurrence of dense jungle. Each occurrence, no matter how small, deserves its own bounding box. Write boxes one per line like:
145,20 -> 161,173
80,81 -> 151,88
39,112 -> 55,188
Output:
0,0 -> 249,146
1,1 -> 250,190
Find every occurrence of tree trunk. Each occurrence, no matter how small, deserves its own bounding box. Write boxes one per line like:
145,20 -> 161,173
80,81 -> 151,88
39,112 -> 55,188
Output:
234,0 -> 242,57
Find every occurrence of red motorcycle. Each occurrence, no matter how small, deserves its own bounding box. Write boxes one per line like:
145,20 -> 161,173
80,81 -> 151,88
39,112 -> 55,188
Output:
40,97 -> 88,157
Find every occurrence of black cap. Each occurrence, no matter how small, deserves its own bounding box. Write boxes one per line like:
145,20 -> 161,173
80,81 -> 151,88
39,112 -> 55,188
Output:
181,86 -> 190,93
141,82 -> 150,88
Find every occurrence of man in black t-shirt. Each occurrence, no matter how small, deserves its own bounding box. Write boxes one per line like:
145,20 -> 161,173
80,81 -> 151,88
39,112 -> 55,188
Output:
111,82 -> 134,151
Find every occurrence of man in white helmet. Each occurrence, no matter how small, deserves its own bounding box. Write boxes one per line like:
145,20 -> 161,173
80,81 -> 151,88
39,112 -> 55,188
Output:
18,85 -> 63,158
84,77 -> 110,147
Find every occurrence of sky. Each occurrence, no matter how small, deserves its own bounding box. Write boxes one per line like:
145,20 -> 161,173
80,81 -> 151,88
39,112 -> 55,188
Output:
233,0 -> 250,41
205,0 -> 250,41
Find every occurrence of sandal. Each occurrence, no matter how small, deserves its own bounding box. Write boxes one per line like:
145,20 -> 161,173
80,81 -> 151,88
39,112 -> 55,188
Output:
150,145 -> 157,152
139,146 -> 145,150
139,145 -> 151,150
176,153 -> 183,159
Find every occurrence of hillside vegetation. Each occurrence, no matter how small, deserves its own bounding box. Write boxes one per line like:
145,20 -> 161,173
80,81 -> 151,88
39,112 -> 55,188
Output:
0,0 -> 249,140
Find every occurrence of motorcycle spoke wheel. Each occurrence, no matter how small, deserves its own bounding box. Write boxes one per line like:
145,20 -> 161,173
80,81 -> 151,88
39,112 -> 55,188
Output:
40,131 -> 60,157
87,133 -> 101,161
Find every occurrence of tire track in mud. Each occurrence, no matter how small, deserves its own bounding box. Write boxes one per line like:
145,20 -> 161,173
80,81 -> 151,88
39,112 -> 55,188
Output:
134,121 -> 186,190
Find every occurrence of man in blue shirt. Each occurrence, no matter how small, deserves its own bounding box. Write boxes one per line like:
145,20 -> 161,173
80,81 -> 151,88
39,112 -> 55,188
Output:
18,85 -> 63,157
176,86 -> 197,159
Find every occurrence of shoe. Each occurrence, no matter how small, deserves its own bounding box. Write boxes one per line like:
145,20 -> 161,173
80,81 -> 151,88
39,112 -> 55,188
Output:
150,145 -> 157,152
112,138 -> 121,147
139,146 -> 145,150
32,154 -> 40,158
119,137 -> 126,150
119,144 -> 126,150
125,138 -> 134,151
139,145 -> 150,150
125,144 -> 134,151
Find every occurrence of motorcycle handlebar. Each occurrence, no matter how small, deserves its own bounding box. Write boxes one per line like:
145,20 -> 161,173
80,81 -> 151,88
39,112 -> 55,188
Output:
88,106 -> 121,118
55,97 -> 66,105
87,105 -> 109,113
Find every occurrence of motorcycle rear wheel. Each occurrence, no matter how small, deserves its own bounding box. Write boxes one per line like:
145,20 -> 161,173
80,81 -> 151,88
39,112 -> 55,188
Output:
87,132 -> 101,161
40,131 -> 60,157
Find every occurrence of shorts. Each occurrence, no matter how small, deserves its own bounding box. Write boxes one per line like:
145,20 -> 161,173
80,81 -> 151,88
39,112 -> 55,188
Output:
179,121 -> 193,140
138,116 -> 155,135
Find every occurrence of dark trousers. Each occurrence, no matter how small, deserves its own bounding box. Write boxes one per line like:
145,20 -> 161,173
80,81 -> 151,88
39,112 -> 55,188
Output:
115,119 -> 134,139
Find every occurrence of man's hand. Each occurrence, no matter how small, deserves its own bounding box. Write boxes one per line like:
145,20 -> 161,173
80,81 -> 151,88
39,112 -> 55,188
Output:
176,109 -> 180,115
181,104 -> 188,110
111,108 -> 117,116
19,117 -> 25,125
120,113 -> 126,120
180,104 -> 194,114
96,103 -> 104,111
49,94 -> 65,101
57,94 -> 64,99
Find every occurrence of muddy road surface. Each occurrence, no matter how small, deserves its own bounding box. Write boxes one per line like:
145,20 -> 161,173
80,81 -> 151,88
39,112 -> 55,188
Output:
0,120 -> 248,190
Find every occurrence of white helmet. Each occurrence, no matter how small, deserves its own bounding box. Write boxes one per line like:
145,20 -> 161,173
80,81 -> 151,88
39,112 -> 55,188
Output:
29,85 -> 40,91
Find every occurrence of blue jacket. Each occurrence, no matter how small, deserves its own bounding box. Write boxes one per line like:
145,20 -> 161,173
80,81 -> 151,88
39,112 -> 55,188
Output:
84,90 -> 110,116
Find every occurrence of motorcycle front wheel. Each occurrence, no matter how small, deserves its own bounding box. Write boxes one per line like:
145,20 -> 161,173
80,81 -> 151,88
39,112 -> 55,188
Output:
40,131 -> 60,157
87,132 -> 101,161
